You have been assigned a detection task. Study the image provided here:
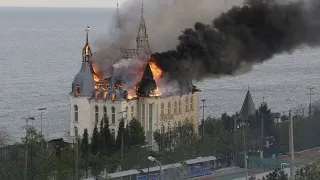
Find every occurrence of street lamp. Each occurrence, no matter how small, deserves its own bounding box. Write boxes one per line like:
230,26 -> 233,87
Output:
148,156 -> 162,179
38,108 -> 46,134
24,116 -> 35,180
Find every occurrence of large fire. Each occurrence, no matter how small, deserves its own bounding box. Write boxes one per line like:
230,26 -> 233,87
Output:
92,57 -> 164,99
148,57 -> 163,96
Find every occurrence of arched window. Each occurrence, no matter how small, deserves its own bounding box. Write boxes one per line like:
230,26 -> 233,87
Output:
168,102 -> 171,115
111,129 -> 116,139
125,107 -> 128,120
74,105 -> 78,122
112,107 -> 116,124
74,126 -> 78,137
131,106 -> 134,119
95,106 -> 99,123
190,96 -> 194,111
185,98 -> 189,112
178,101 -> 181,114
161,103 -> 164,115
174,102 -> 177,115
103,106 -> 107,119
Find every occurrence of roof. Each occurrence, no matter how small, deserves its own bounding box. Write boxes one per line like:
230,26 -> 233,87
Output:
239,90 -> 256,121
140,163 -> 182,173
108,169 -> 140,178
184,156 -> 217,165
71,62 -> 95,97
137,63 -> 157,96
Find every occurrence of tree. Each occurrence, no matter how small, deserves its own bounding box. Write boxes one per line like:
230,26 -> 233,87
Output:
296,160 -> 320,180
127,118 -> 146,147
34,145 -> 57,180
221,113 -> 234,132
91,124 -> 99,155
116,119 -> 125,151
99,119 -> 106,154
264,169 -> 288,180
80,128 -> 89,178
0,126 -> 9,147
103,117 -> 115,155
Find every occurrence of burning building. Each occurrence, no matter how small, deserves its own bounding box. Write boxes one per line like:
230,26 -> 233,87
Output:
69,3 -> 201,149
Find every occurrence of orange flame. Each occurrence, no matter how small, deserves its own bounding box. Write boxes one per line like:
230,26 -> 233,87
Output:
149,57 -> 163,80
149,57 -> 163,96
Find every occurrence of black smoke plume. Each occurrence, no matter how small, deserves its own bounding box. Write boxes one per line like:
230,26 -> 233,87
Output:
153,0 -> 320,85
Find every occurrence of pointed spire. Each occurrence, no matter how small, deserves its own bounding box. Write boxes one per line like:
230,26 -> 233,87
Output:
86,26 -> 89,44
137,63 -> 157,97
240,90 -> 256,121
136,0 -> 151,56
82,26 -> 92,63
116,0 -> 121,29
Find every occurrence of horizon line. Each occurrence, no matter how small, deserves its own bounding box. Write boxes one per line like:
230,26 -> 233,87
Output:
0,6 -> 115,9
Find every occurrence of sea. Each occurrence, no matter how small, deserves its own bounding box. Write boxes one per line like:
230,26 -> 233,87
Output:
0,7 -> 320,142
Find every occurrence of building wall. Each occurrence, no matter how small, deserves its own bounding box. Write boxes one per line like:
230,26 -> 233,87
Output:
70,96 -> 91,138
70,91 -> 200,149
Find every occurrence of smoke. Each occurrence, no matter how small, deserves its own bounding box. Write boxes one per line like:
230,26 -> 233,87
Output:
92,0 -> 243,77
92,0 -> 320,92
154,0 -> 320,85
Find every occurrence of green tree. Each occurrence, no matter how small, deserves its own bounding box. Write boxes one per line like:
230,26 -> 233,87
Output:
264,169 -> 288,180
99,119 -> 106,154
80,128 -> 89,178
116,119 -> 125,151
296,160 -> 320,180
221,113 -> 234,132
34,145 -> 57,180
91,124 -> 99,155
103,117 -> 115,155
127,118 -> 146,147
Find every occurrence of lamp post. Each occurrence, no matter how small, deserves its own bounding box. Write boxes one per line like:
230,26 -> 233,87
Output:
148,156 -> 162,180
38,108 -> 46,134
24,116 -> 35,180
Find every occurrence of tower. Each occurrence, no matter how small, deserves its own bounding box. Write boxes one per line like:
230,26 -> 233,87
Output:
136,1 -> 151,57
82,26 -> 93,63
116,0 -> 121,30
82,26 -> 95,75
71,26 -> 95,97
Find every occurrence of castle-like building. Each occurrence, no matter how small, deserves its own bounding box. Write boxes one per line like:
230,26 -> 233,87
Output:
69,2 -> 200,149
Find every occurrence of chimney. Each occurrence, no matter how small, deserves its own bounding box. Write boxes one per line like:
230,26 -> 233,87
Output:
111,66 -> 115,90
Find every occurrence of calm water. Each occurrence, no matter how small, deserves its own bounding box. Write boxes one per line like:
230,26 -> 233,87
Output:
1,7 -> 320,141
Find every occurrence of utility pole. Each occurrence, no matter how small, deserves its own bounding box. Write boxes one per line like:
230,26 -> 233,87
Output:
201,99 -> 206,149
38,108 -> 46,134
233,116 -> 237,166
24,117 -> 35,180
261,112 -> 264,159
307,87 -> 315,118
75,136 -> 79,180
289,110 -> 295,180
242,119 -> 248,180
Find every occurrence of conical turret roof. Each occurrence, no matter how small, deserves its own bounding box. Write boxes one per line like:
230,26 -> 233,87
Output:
137,63 -> 157,97
239,90 -> 256,121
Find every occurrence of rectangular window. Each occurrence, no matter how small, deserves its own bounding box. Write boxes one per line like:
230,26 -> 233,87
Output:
149,104 -> 153,131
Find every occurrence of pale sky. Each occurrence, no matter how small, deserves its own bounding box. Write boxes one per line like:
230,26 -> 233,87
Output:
0,0 -> 126,8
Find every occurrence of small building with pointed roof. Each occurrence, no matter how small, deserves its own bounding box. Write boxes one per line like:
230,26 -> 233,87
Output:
239,89 -> 256,121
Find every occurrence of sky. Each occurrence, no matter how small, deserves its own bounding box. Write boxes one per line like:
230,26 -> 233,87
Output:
0,0 -> 126,8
